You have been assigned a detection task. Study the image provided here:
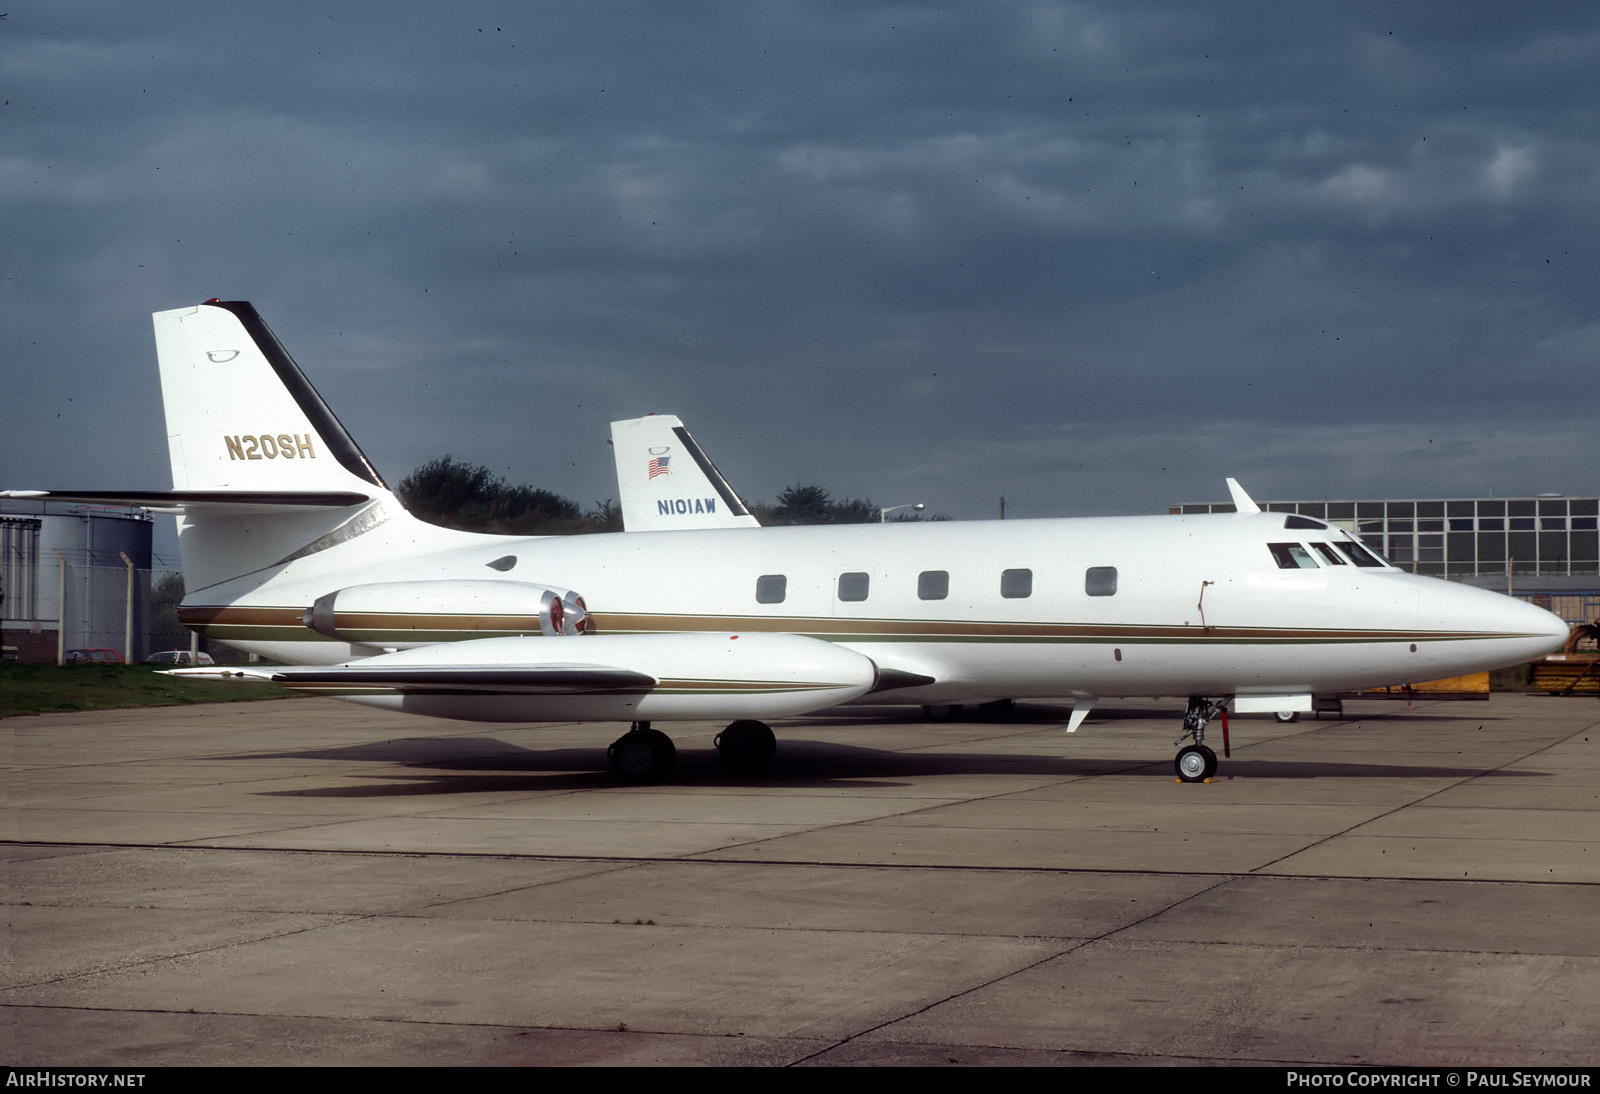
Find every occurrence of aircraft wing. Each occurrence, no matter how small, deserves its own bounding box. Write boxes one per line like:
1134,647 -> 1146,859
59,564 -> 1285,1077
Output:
169,632 -> 882,723
169,664 -> 656,693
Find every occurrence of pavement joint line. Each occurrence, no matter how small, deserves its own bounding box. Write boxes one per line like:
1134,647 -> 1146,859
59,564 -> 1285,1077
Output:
0,1000 -> 825,1047
7,838 -> 1600,886
789,868 -> 1246,1066
802,1038 -> 1319,1066
785,938 -> 1099,1066
1246,715 -> 1600,874
409,858 -> 651,913
1,912 -> 371,992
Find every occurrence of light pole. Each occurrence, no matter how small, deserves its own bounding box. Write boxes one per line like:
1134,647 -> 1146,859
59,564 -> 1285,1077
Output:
879,503 -> 925,523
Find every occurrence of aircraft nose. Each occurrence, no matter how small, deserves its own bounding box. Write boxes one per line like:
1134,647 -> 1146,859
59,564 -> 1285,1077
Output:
1480,587 -> 1571,661
1418,578 -> 1571,672
1528,597 -> 1575,649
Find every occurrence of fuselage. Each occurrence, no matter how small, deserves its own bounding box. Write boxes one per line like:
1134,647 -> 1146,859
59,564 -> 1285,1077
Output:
180,505 -> 1568,705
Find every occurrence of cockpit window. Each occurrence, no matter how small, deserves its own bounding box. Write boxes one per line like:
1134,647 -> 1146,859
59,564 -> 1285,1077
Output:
1285,514 -> 1329,530
1334,540 -> 1385,568
1310,543 -> 1347,566
1268,542 -> 1319,569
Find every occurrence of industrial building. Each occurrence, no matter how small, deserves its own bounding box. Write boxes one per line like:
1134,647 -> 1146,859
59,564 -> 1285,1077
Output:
1,499 -> 155,663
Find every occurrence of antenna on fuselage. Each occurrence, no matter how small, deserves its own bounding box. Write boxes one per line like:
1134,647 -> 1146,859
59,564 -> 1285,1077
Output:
1225,478 -> 1261,514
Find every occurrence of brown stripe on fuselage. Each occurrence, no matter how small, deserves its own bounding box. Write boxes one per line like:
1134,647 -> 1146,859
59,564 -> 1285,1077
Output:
178,604 -> 1536,645
587,612 -> 1524,644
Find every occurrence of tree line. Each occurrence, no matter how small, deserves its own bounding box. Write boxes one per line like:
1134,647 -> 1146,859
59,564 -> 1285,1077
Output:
396,455 -> 932,534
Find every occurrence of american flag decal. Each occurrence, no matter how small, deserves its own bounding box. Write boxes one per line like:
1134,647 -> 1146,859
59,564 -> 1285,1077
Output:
648,455 -> 671,479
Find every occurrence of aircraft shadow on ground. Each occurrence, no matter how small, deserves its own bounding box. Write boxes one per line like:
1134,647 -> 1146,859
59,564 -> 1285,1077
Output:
227,719 -> 1549,798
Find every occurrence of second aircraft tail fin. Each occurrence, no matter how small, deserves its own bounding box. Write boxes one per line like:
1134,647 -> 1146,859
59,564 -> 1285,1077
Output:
609,414 -> 759,532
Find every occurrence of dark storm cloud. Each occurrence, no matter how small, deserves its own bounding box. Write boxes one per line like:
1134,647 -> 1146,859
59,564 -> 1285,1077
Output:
4,1 -> 1597,524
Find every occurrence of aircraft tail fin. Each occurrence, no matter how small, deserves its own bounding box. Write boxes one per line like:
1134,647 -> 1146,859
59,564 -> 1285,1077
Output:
610,414 -> 759,532
150,300 -> 413,590
156,301 -> 387,495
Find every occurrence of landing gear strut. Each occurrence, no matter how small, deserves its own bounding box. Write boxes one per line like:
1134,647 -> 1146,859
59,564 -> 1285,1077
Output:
608,721 -> 677,782
1174,697 -> 1227,782
715,719 -> 776,771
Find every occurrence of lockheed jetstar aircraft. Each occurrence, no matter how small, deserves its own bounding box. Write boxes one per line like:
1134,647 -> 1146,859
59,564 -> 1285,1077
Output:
2,300 -> 1570,782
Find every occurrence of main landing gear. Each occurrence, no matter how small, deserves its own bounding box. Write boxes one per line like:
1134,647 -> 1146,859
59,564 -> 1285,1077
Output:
607,720 -> 779,781
715,719 -> 777,771
608,722 -> 677,782
1174,697 -> 1229,782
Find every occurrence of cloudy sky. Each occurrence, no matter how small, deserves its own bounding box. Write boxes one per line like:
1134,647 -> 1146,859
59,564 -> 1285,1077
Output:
4,1 -> 1597,528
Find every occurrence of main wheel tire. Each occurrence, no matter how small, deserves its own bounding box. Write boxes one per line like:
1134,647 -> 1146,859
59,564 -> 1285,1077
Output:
715,719 -> 777,771
1175,743 -> 1218,782
608,728 -> 677,782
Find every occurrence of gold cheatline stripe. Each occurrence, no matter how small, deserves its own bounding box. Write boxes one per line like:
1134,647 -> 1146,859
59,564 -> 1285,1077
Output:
180,605 -> 1535,645
588,612 -> 1523,643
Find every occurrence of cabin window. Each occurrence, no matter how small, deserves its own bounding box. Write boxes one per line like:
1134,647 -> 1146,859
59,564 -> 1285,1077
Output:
1310,543 -> 1347,566
1268,542 -> 1319,569
1000,568 -> 1032,599
837,571 -> 870,602
755,574 -> 787,604
917,570 -> 949,600
1333,540 -> 1385,568
1085,566 -> 1118,596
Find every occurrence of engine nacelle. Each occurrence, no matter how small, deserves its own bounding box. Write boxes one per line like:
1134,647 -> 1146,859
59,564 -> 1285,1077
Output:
303,580 -> 590,646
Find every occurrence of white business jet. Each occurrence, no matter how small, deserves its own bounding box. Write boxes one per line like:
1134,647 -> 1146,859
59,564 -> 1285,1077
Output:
3,301 -> 1569,782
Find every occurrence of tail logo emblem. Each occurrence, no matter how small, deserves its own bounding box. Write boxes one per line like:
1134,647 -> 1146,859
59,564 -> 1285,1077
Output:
206,350 -> 240,363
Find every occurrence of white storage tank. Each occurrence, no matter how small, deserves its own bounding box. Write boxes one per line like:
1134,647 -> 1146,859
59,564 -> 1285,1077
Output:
1,500 -> 154,663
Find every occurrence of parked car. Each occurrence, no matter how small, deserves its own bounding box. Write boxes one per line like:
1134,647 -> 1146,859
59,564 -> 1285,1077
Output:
65,648 -> 123,664
144,650 -> 216,666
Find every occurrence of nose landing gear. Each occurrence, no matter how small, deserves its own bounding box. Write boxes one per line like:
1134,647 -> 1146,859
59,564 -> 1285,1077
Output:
1174,697 -> 1228,782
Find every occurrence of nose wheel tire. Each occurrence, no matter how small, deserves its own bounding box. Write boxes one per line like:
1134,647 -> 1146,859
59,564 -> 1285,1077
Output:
609,727 -> 677,782
1175,743 -> 1217,782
